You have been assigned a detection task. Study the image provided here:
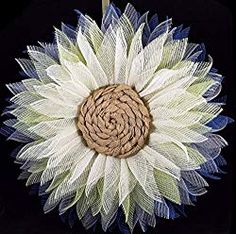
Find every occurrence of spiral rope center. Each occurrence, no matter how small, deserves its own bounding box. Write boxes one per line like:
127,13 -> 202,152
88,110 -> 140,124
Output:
77,84 -> 151,159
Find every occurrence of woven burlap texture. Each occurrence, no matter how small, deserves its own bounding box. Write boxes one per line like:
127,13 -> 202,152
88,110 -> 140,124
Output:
78,84 -> 151,158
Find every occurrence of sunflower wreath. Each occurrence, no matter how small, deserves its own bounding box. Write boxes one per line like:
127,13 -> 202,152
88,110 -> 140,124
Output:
1,0 -> 233,233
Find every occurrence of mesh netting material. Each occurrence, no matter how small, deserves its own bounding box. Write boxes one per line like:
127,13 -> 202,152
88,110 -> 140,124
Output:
0,2 -> 232,233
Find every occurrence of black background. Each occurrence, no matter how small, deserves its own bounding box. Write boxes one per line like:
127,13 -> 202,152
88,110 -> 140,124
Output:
0,0 -> 235,233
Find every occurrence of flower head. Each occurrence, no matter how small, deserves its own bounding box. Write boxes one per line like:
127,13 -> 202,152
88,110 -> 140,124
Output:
1,3 -> 232,233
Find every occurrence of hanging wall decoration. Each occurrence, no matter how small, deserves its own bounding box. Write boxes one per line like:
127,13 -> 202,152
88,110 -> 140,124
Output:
1,0 -> 232,233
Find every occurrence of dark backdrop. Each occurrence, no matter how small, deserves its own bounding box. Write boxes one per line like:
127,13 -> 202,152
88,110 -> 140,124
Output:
0,0 -> 235,234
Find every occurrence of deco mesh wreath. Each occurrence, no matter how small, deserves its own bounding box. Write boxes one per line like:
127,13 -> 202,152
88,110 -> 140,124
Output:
1,1 -> 232,233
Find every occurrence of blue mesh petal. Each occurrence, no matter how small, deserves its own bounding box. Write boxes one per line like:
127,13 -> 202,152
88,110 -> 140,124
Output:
173,25 -> 190,40
101,3 -> 121,33
148,18 -> 172,43
74,10 -> 90,34
207,115 -> 232,131
197,43 -> 207,61
198,171 -> 221,180
215,154 -> 228,166
149,14 -> 159,31
0,125 -> 15,138
166,201 -> 180,219
61,23 -> 77,41
43,43 -> 60,62
116,210 -> 131,234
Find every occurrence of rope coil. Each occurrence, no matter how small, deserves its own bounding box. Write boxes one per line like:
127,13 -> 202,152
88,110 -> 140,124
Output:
78,84 -> 151,158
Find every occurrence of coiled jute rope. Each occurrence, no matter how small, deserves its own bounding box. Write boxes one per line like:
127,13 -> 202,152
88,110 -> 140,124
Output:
77,84 -> 151,159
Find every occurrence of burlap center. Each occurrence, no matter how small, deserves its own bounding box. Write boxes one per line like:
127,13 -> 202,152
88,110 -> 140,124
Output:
77,84 -> 151,159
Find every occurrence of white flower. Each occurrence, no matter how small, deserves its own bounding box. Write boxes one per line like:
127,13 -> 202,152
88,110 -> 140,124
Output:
2,3 -> 231,233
